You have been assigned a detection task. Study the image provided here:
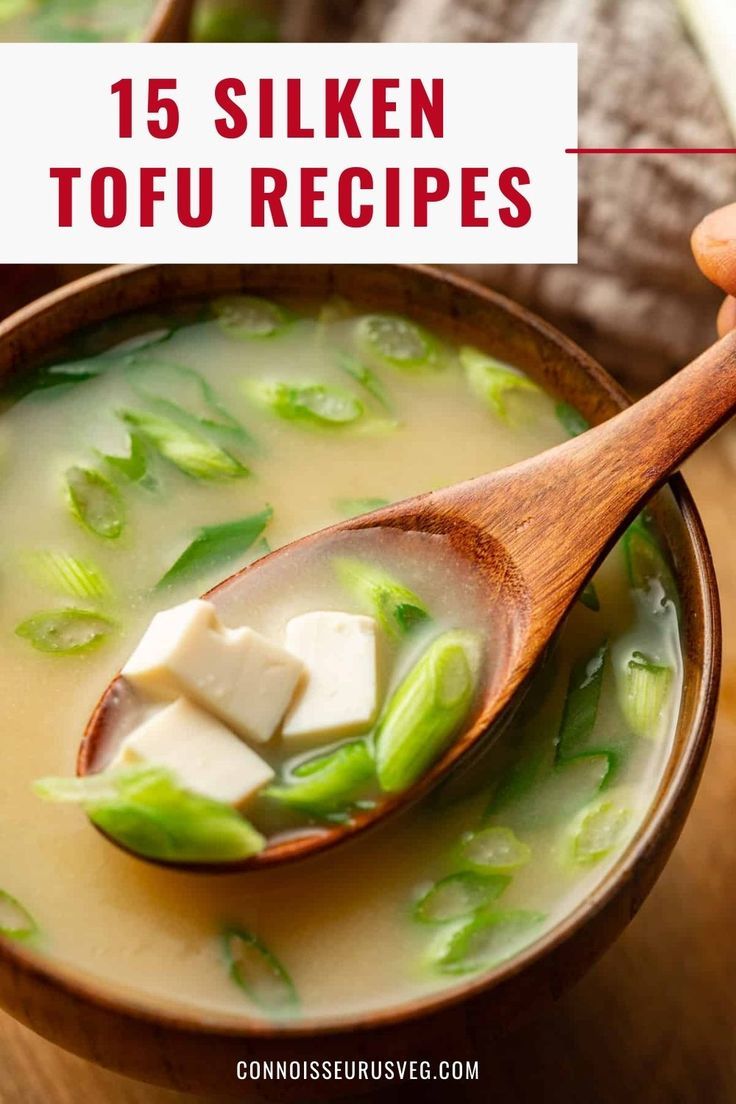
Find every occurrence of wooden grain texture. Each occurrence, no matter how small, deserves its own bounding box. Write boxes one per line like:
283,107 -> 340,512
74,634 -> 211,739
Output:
1,439 -> 732,1104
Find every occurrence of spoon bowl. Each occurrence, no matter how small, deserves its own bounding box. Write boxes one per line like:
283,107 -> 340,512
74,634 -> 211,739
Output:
79,321 -> 736,871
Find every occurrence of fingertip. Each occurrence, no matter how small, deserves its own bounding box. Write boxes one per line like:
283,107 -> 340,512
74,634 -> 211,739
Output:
717,295 -> 736,337
692,203 -> 736,295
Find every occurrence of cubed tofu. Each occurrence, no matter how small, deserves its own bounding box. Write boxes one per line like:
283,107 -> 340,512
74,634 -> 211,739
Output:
113,698 -> 275,808
121,599 -> 304,743
281,611 -> 378,744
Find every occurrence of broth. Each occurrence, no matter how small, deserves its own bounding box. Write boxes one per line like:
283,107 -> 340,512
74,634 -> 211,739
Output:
0,297 -> 682,1021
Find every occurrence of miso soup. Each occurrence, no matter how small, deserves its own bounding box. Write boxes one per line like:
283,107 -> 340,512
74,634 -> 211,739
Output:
0,295 -> 682,1021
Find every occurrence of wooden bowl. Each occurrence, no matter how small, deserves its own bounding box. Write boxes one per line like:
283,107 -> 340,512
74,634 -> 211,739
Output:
0,265 -> 720,1099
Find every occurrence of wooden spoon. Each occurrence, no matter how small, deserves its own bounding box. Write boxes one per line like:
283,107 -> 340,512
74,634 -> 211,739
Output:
79,328 -> 736,872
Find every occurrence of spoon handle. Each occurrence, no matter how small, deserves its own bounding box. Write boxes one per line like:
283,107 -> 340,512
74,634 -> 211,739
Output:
557,326 -> 736,531
437,327 -> 736,621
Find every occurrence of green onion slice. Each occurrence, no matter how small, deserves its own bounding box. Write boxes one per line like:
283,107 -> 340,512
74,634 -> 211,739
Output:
555,400 -> 589,438
34,767 -> 265,864
0,890 -> 37,940
120,410 -> 248,481
101,432 -> 153,486
460,346 -> 540,422
246,380 -> 363,427
487,754 -> 611,832
432,908 -> 545,975
338,355 -> 393,412
459,826 -> 531,874
413,871 -> 510,924
125,360 -> 252,447
619,650 -> 673,737
265,741 -> 375,816
23,550 -> 111,601
334,557 -> 429,637
66,466 -> 125,540
213,295 -> 288,339
157,507 -> 273,590
555,642 -> 608,763
375,631 -> 482,793
15,608 -> 115,655
222,925 -> 298,1012
356,314 -> 441,370
569,798 -> 631,865
623,518 -> 679,609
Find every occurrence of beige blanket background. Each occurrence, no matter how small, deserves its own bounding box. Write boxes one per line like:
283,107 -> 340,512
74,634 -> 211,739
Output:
281,0 -> 736,388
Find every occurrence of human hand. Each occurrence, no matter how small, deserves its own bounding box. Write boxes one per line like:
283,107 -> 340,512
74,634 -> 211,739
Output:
692,203 -> 736,335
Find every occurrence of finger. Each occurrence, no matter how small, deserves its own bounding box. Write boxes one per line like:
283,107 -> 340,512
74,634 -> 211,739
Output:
717,295 -> 736,337
692,203 -> 736,296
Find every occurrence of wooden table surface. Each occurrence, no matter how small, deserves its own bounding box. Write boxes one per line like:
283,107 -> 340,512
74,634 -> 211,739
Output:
1,440 -> 735,1104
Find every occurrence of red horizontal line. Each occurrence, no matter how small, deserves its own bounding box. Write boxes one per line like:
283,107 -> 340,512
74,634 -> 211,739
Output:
567,147 -> 736,154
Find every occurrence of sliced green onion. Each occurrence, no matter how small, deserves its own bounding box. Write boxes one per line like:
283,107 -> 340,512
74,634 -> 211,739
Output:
356,314 -> 440,370
213,295 -> 288,339
432,908 -> 545,975
265,741 -> 375,816
619,650 -> 673,737
23,550 -> 111,601
569,798 -> 631,865
157,507 -> 273,590
413,871 -> 510,924
246,380 -> 363,427
0,890 -> 37,940
125,360 -> 252,447
555,642 -> 608,763
222,925 -> 298,1012
15,608 -> 115,655
375,631 -> 482,793
13,355 -> 108,399
555,400 -> 589,438
488,754 -> 611,831
120,410 -> 248,481
335,497 -> 390,519
34,767 -> 265,864
66,466 -> 125,540
34,771 -> 126,804
579,581 -> 600,611
338,355 -> 393,412
101,432 -> 153,486
623,518 -> 679,608
459,826 -> 531,874
334,557 -> 429,637
460,346 -> 540,422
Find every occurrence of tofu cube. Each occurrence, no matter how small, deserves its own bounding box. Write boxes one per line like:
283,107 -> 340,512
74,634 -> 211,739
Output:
281,611 -> 378,744
113,698 -> 275,808
122,599 -> 304,743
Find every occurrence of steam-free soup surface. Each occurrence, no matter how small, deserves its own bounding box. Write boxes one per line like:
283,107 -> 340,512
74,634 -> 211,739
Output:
0,297 -> 682,1021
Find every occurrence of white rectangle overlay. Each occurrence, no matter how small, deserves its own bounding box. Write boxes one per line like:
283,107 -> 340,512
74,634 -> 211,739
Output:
0,43 -> 577,263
